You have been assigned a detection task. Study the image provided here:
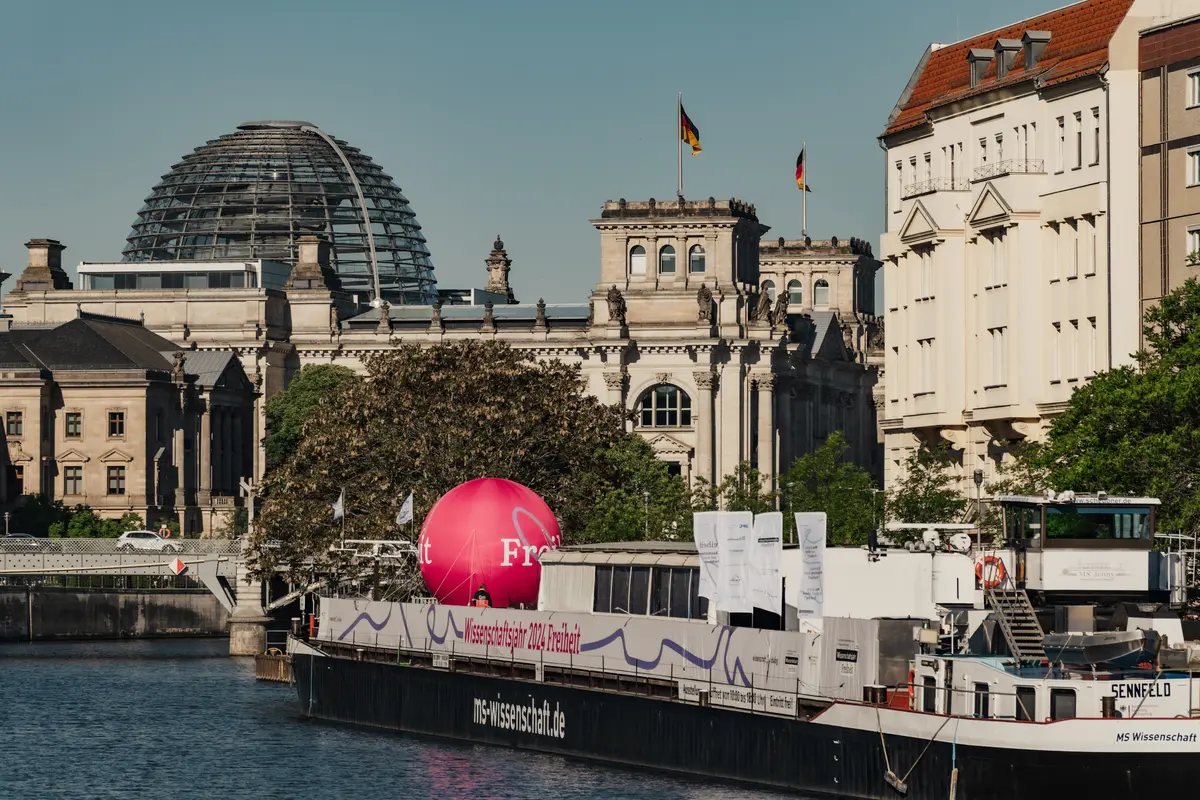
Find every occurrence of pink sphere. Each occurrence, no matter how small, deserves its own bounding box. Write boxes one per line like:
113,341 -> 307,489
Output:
417,478 -> 562,607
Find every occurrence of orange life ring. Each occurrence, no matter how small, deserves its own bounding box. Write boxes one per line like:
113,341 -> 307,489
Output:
975,555 -> 1007,589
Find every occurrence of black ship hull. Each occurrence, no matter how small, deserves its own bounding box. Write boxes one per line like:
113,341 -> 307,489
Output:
293,653 -> 1199,800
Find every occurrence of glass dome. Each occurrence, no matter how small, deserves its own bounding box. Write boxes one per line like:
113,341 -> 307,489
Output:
121,120 -> 437,304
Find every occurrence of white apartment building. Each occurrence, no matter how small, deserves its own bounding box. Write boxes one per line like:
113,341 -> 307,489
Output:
878,0 -> 1196,491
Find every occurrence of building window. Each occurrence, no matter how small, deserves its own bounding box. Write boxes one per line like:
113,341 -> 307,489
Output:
923,152 -> 931,181
658,245 -> 676,274
1056,117 -> 1065,172
813,278 -> 830,306
106,466 -> 126,496
1080,112 -> 1089,170
1048,222 -> 1060,280
628,245 -> 646,276
917,249 -> 934,299
986,230 -> 1006,287
1068,320 -> 1079,379
154,411 -> 163,443
787,279 -> 803,305
64,466 -> 83,496
1188,228 -> 1200,262
637,384 -> 692,428
949,145 -> 957,184
917,338 -> 935,394
908,156 -> 917,186
995,133 -> 1003,162
6,411 -> 23,437
989,327 -> 1006,386
893,161 -> 902,211
65,412 -> 82,438
688,245 -> 706,274
1065,219 -> 1079,278
1088,317 -> 1097,376
1028,122 -> 1036,160
1085,215 -> 1097,276
1188,149 -> 1200,187
978,137 -> 988,167
1052,323 -> 1062,381
760,280 -> 776,301
1189,70 -> 1200,109
1090,107 -> 1100,165
108,411 -> 125,438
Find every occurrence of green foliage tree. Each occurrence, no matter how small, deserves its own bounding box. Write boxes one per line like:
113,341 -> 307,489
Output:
216,507 -> 249,539
101,512 -> 145,538
264,364 -> 359,468
886,445 -> 967,540
712,462 -> 775,515
253,342 -> 650,582
583,437 -> 694,543
65,508 -> 105,538
780,432 -> 881,546
1018,278 -> 1200,535
8,494 -> 70,536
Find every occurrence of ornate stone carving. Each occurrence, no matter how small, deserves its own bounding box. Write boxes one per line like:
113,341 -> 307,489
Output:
770,293 -> 788,327
586,300 -> 595,327
485,235 -> 516,303
842,322 -> 855,352
750,290 -> 772,323
752,373 -> 776,391
655,372 -> 673,384
481,300 -> 496,331
534,297 -> 547,330
430,300 -> 444,331
253,364 -> 263,391
696,283 -> 713,322
692,370 -> 718,391
872,395 -> 885,412
376,299 -> 392,333
606,285 -> 626,326
602,371 -> 627,391
170,351 -> 186,383
329,304 -> 340,335
867,320 -> 885,351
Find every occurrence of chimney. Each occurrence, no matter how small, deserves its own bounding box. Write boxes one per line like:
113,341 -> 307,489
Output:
994,39 -> 1022,79
1022,31 -> 1051,71
14,239 -> 72,293
967,49 -> 995,88
286,234 -> 339,291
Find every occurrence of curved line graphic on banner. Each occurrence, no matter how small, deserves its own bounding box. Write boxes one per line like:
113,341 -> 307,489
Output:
337,606 -> 393,641
426,605 -> 464,645
579,626 -> 752,687
512,506 -> 554,549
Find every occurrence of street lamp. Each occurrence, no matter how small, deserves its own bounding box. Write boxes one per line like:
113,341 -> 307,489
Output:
643,491 -> 650,539
973,468 -> 985,548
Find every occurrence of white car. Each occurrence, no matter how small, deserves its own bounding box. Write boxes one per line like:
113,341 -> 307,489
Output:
116,530 -> 181,553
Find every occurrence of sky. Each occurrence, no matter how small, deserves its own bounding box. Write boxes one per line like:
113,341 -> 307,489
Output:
0,0 -> 1064,304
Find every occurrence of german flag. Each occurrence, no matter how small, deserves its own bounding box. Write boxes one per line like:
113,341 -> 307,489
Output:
796,148 -> 811,192
680,105 -> 701,156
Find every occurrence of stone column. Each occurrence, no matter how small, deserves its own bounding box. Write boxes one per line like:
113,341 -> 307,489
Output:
755,374 -> 776,491
602,370 -> 628,431
199,400 -> 212,504
221,407 -> 233,494
232,411 -> 243,488
228,536 -> 269,656
693,370 -> 717,485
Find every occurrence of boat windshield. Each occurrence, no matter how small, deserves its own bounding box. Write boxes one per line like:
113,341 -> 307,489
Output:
1045,505 -> 1151,541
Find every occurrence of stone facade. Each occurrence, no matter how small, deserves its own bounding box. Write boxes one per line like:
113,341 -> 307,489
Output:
3,200 -> 882,503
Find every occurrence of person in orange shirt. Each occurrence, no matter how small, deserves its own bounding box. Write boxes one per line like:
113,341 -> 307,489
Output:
472,584 -> 492,608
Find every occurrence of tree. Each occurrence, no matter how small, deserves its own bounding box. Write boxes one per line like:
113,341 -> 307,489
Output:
886,445 -> 967,537
780,432 -> 881,546
252,342 -> 644,582
264,364 -> 359,467
583,437 -> 694,543
216,507 -> 249,539
712,462 -> 776,515
1017,278 -> 1200,536
9,494 -> 70,536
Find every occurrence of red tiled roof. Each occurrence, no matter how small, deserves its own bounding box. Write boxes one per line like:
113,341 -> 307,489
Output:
882,0 -> 1134,137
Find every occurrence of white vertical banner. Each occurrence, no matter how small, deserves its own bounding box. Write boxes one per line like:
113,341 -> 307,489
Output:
693,511 -> 720,606
795,512 -> 827,619
716,511 -> 754,613
750,512 -> 783,612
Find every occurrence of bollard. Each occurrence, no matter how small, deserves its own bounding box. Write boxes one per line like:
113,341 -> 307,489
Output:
1102,696 -> 1118,718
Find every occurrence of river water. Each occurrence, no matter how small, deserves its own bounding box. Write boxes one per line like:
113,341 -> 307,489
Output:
0,638 -> 793,799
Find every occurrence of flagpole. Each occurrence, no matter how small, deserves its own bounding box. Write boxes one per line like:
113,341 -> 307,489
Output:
801,140 -> 807,238
677,93 -> 684,200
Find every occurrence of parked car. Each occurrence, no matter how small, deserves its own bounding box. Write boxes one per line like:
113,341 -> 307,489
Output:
1,533 -> 46,551
116,530 -> 181,553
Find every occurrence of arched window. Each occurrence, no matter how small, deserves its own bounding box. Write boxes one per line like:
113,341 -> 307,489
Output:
637,384 -> 692,428
629,245 -> 646,275
688,245 -> 706,274
659,245 -> 676,274
761,280 -> 776,301
787,279 -> 803,305
814,278 -> 830,306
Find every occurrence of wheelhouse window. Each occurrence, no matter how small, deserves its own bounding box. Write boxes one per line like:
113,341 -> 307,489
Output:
1045,505 -> 1151,542
1015,686 -> 1036,721
659,245 -> 676,274
787,280 -> 802,305
629,244 -> 647,275
1050,688 -> 1076,720
688,245 -> 706,274
637,384 -> 692,428
761,280 -> 776,301
814,279 -> 830,306
973,683 -> 990,718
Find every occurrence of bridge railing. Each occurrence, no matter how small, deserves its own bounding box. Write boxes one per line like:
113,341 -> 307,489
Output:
0,538 -> 243,556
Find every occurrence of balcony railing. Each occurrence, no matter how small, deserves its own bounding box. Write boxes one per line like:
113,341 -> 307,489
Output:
973,159 -> 1044,181
901,177 -> 970,199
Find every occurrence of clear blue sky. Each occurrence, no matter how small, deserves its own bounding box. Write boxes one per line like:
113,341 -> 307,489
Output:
0,0 -> 1059,303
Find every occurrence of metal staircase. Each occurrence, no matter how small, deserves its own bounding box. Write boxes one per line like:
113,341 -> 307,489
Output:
986,588 -> 1046,663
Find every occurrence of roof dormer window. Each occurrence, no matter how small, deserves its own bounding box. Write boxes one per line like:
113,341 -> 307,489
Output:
967,49 -> 995,88
994,39 -> 1022,80
1022,31 -> 1051,72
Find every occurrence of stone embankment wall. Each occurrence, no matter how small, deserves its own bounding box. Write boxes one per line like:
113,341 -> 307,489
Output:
0,588 -> 228,641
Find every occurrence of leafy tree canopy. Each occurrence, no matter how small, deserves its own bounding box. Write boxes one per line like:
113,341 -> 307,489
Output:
252,342 -> 675,581
886,445 -> 966,538
781,432 -> 881,546
264,364 -> 359,467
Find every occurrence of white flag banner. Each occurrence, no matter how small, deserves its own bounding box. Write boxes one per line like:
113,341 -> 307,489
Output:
795,512 -> 827,618
749,512 -> 783,612
693,511 -> 720,605
716,511 -> 754,614
332,488 -> 345,521
395,492 -> 414,525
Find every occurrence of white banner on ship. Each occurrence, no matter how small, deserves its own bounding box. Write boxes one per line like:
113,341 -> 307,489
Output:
318,597 -> 818,695
716,511 -> 753,613
749,511 -> 783,612
795,512 -> 827,619
693,511 -> 720,606
677,679 -> 798,717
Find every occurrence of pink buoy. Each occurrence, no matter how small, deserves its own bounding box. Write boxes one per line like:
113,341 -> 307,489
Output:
417,478 -> 561,608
